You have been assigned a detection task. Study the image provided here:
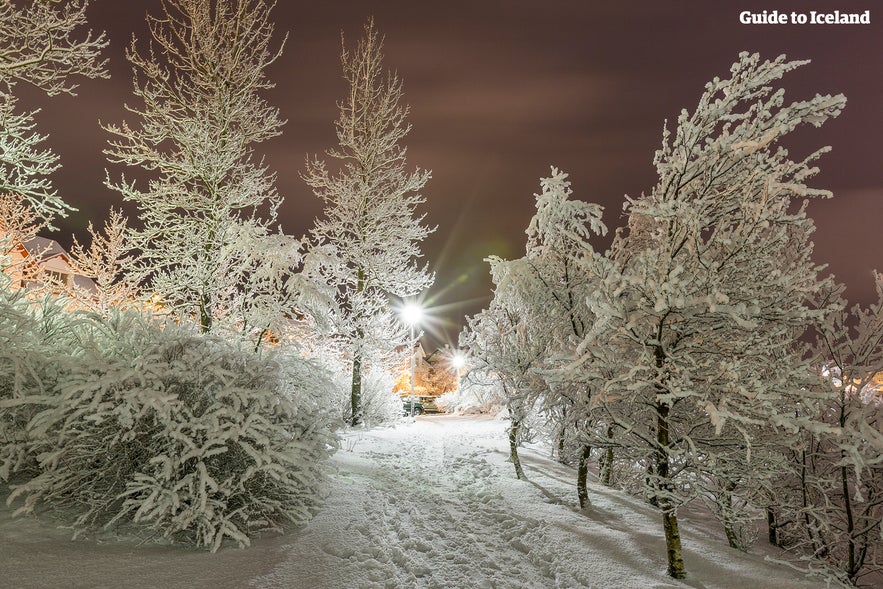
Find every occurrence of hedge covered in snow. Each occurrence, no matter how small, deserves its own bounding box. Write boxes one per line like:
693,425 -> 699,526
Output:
0,288 -> 81,481
0,292 -> 336,551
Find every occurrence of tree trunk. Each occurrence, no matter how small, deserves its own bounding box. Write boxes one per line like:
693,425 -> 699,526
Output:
657,400 -> 686,579
555,406 -> 568,463
600,425 -> 615,486
600,447 -> 614,486
349,267 -> 366,427
199,291 -> 211,333
646,458 -> 659,507
556,429 -> 566,463
350,350 -> 363,426
766,508 -> 779,546
840,454 -> 857,580
577,443 -> 592,509
508,417 -> 525,480
800,448 -> 823,556
721,480 -> 739,550
662,507 -> 686,579
839,396 -> 858,581
254,326 -> 268,353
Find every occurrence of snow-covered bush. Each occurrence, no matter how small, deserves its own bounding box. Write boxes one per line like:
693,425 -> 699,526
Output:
436,380 -> 505,415
358,365 -> 402,424
321,356 -> 401,426
0,284 -> 78,480
4,310 -> 336,552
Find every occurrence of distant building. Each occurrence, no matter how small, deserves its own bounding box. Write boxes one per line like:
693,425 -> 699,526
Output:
822,361 -> 883,405
2,234 -> 97,297
393,343 -> 460,399
393,341 -> 430,397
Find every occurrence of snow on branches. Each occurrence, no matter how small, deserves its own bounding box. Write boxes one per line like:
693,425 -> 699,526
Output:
104,0 -> 292,338
303,19 -> 434,426
588,52 -> 845,579
0,0 -> 107,97
790,276 -> 883,583
0,0 -> 108,224
64,209 -> 139,314
1,305 -> 335,552
462,168 -> 607,487
466,54 -> 851,581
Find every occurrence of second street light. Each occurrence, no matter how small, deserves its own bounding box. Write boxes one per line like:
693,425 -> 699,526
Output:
401,302 -> 423,418
451,350 -> 466,394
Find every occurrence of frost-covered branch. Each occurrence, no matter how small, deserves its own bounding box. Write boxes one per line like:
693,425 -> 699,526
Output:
0,0 -> 107,225
104,0 -> 295,338
579,53 -> 845,579
0,0 -> 107,96
303,19 -> 434,426
63,208 -> 139,314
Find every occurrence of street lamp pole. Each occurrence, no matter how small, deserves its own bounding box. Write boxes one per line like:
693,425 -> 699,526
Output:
401,302 -> 423,418
451,351 -> 466,396
409,322 -> 417,417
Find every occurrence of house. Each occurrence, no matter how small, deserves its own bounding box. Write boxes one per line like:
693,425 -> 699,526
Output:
822,362 -> 883,405
393,340 -> 430,397
393,343 -> 462,399
2,234 -> 97,297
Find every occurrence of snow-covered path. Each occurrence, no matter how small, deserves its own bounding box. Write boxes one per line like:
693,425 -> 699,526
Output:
2,415 -> 828,588
257,416 -> 607,588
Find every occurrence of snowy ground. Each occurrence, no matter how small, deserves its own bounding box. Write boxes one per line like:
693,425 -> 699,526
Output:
2,415 -> 829,589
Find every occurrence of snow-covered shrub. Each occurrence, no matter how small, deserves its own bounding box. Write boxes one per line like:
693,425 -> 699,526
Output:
6,311 -> 336,552
0,284 -> 79,481
360,365 -> 402,424
319,355 -> 401,426
436,380 -> 505,415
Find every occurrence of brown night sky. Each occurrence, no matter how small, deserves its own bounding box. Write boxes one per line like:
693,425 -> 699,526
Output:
23,0 -> 883,347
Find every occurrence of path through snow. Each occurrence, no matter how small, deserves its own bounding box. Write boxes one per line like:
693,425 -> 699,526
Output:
2,415 -> 828,588
253,416 -> 826,589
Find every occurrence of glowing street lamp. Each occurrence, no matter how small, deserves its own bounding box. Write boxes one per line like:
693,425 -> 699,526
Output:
451,351 -> 466,393
401,302 -> 424,417
401,303 -> 423,327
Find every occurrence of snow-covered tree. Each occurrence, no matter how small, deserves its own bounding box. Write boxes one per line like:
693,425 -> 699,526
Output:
462,168 -> 608,500
64,209 -> 138,314
0,191 -> 43,273
461,283 -> 549,480
105,0 -> 291,337
522,168 -> 607,506
0,0 -> 107,224
421,350 -> 460,397
582,53 -> 845,578
320,351 -> 404,425
303,19 -> 434,426
786,276 -> 883,584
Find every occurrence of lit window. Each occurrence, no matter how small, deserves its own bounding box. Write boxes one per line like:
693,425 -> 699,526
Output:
44,270 -> 71,286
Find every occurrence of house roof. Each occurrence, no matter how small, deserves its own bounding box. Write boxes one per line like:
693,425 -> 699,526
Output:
19,236 -> 99,295
394,341 -> 427,358
22,236 -> 68,261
